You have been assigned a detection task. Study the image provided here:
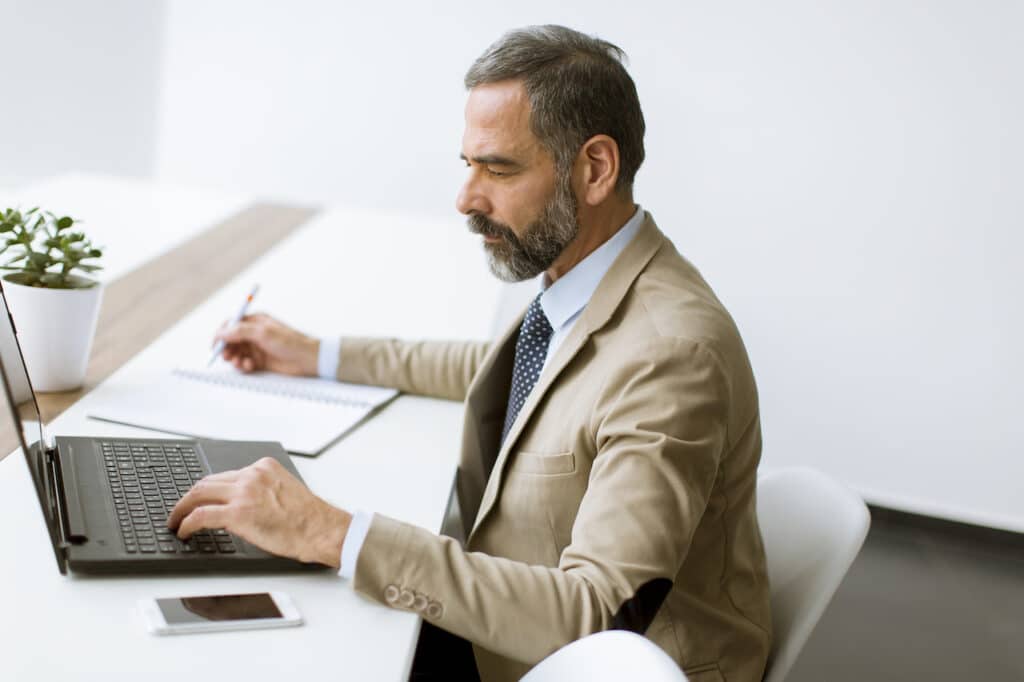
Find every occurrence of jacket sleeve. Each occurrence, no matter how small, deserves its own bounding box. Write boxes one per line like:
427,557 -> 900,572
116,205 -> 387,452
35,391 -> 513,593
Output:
350,338 -> 730,664
336,336 -> 492,402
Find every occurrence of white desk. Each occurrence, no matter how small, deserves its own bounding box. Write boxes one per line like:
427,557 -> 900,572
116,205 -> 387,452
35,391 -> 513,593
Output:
0,177 -> 502,680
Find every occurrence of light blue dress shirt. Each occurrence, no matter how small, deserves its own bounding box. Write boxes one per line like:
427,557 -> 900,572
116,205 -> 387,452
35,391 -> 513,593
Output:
321,206 -> 645,579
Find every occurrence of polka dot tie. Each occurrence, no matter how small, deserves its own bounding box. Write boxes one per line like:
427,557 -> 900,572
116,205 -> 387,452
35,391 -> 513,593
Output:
501,294 -> 554,445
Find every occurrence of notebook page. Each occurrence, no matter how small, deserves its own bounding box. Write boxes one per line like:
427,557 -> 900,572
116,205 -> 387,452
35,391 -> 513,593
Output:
86,368 -> 398,455
172,367 -> 397,407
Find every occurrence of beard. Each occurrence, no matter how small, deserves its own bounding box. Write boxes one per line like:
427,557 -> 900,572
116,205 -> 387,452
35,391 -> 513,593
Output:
466,172 -> 579,283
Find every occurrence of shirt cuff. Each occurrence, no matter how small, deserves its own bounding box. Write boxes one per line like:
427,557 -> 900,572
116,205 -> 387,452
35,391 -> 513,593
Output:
338,510 -> 373,580
317,337 -> 342,379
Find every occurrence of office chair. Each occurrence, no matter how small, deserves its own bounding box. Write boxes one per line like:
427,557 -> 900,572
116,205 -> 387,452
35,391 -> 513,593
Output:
520,630 -> 688,682
757,467 -> 871,682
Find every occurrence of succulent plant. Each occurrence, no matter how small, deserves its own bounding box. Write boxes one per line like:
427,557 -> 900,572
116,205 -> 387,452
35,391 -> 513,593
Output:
0,207 -> 103,289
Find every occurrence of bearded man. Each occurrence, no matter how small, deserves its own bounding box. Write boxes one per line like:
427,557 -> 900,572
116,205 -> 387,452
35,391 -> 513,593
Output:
170,25 -> 772,682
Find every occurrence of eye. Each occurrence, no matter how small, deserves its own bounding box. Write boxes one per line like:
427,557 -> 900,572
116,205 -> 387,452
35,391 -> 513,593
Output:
487,167 -> 509,177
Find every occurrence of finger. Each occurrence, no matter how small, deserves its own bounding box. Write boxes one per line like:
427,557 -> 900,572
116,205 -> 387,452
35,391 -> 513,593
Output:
223,343 -> 258,371
167,481 -> 237,528
242,356 -> 255,372
176,504 -> 233,539
222,341 -> 250,364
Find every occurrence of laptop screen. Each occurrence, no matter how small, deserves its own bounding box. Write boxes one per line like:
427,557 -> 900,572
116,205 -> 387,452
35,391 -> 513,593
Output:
0,281 -> 67,572
0,285 -> 46,463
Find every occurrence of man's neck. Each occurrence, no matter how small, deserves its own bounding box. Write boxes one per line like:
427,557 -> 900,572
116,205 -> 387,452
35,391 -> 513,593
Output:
546,199 -> 637,283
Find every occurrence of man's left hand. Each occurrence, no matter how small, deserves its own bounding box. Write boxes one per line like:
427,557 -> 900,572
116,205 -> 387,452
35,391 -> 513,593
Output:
167,457 -> 351,568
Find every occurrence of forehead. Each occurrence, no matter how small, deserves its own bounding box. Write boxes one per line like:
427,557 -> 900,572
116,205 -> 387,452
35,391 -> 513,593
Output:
462,80 -> 541,158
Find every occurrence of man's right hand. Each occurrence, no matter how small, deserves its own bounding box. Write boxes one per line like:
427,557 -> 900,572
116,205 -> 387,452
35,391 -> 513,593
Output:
214,313 -> 320,376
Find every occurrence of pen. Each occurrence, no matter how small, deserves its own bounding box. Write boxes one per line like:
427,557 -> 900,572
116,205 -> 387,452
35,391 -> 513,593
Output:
207,284 -> 260,366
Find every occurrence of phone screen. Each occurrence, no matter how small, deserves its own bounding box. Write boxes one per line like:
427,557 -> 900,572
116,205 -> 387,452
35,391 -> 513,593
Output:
157,593 -> 283,624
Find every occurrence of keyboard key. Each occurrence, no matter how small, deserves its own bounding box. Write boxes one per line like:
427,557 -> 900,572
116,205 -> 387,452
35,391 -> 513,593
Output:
101,441 -> 211,551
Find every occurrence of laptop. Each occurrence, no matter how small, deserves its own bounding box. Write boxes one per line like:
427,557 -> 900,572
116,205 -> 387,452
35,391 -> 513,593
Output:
0,281 -> 327,574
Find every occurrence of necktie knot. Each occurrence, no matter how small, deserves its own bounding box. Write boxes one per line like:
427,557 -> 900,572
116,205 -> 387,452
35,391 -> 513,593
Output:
520,294 -> 553,343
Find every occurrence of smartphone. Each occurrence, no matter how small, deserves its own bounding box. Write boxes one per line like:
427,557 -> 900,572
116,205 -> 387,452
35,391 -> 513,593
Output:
139,591 -> 302,635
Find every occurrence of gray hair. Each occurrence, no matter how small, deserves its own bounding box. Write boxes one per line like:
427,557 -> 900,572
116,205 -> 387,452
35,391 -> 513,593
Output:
465,25 -> 646,195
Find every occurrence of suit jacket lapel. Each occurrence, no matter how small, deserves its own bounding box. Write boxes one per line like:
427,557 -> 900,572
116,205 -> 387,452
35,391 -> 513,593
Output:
468,213 -> 667,540
457,315 -> 521,531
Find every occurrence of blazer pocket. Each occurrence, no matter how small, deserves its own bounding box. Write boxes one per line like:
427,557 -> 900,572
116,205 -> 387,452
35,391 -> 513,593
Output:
510,450 -> 576,476
682,662 -> 724,682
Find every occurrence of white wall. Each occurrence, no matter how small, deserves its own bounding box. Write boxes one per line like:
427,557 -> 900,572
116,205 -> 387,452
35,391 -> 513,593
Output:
0,0 -> 165,187
8,1 -> 1024,531
154,1 -> 1024,531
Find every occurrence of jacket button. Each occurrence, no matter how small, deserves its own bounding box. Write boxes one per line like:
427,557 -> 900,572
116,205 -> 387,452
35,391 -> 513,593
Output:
384,585 -> 400,605
412,594 -> 428,612
425,601 -> 443,620
399,589 -> 415,608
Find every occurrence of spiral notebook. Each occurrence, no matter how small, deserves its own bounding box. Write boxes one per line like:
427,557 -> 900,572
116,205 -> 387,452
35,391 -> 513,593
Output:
86,367 -> 399,456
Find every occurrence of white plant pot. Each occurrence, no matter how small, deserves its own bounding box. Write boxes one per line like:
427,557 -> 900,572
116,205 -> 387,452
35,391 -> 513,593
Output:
1,276 -> 104,392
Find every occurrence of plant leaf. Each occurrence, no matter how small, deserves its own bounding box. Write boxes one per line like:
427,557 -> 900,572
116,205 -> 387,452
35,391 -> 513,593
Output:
56,216 -> 74,230
27,252 -> 51,267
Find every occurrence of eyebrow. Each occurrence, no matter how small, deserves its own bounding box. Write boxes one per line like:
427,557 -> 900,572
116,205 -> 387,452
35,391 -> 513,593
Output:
459,153 -> 520,167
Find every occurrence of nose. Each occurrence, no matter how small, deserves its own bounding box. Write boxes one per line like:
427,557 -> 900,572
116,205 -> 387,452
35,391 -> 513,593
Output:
456,171 -> 490,216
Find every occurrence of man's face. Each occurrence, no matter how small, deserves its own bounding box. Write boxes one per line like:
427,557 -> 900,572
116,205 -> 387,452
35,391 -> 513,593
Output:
457,81 -> 579,282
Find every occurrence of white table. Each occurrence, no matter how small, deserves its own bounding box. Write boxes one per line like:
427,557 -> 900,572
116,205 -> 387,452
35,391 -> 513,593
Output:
0,176 -> 502,680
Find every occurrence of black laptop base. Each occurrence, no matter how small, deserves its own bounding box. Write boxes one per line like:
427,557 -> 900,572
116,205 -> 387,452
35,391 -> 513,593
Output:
52,436 -> 330,575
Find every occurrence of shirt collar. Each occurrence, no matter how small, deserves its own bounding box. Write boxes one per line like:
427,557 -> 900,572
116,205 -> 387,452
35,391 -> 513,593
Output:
539,206 -> 645,331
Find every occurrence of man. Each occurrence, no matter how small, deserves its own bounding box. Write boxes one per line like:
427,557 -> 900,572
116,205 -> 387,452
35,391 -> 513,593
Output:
169,25 -> 771,681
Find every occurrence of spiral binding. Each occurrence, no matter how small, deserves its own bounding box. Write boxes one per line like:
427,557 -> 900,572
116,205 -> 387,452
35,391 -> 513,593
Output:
172,368 -> 370,408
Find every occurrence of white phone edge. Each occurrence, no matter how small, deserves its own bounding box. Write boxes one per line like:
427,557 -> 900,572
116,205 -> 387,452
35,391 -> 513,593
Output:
139,590 -> 303,636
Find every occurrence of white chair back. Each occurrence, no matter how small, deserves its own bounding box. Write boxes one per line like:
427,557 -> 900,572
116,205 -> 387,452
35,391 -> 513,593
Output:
758,467 -> 870,682
520,630 -> 688,682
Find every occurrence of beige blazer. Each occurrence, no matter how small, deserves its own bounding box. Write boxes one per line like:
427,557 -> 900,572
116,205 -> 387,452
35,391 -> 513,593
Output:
337,213 -> 771,682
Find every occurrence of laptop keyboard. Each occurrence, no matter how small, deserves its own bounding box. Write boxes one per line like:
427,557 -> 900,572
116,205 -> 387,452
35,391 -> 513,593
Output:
100,441 -> 237,555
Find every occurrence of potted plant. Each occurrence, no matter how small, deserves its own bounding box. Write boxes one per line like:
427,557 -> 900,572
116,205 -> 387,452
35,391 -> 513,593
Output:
0,207 -> 104,391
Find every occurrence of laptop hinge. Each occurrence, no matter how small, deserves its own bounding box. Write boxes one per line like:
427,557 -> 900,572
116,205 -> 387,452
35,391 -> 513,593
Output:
45,447 -> 74,550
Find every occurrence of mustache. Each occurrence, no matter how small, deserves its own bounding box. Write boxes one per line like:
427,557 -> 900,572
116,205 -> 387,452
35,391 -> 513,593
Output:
467,214 -> 517,242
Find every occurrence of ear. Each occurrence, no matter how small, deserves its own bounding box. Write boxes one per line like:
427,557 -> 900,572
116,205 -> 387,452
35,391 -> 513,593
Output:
574,134 -> 621,206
